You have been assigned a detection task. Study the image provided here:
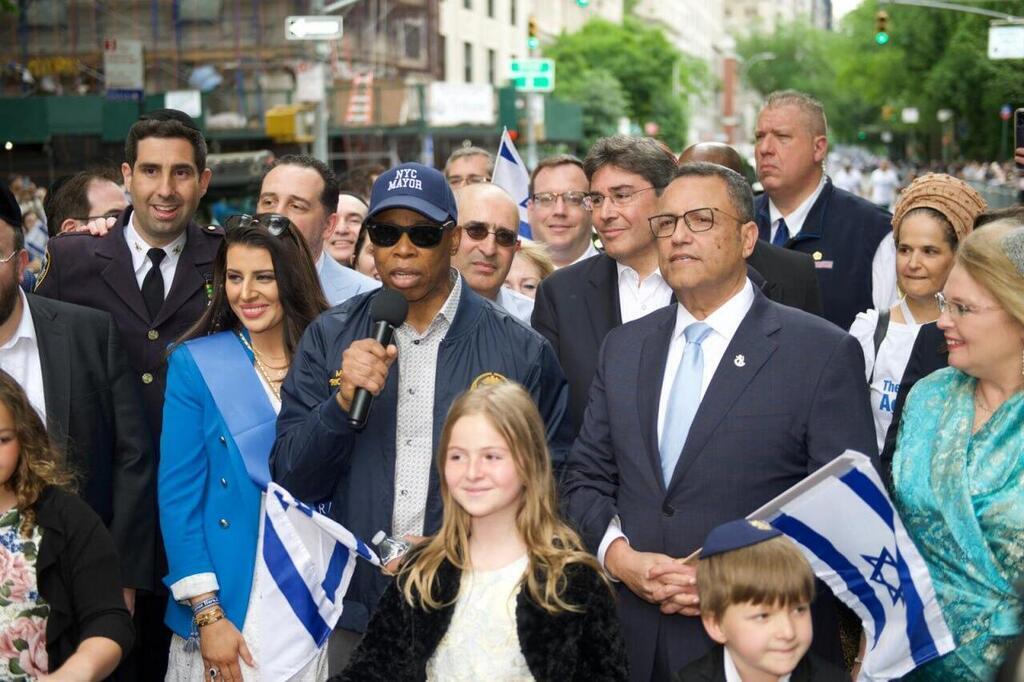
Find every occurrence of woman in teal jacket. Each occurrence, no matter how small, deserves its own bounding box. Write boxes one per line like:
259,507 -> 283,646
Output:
159,214 -> 327,682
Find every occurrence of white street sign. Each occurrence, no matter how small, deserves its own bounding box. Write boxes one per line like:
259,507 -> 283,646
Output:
988,25 -> 1024,60
901,107 -> 919,124
286,15 -> 343,41
103,38 -> 144,90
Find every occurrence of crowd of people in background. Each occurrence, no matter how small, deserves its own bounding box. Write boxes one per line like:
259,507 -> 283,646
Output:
0,89 -> 1021,682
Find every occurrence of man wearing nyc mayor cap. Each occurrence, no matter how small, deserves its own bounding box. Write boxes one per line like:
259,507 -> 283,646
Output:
271,162 -> 572,670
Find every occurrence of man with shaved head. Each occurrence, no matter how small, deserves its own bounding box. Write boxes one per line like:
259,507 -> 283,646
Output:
679,142 -> 822,316
453,183 -> 534,322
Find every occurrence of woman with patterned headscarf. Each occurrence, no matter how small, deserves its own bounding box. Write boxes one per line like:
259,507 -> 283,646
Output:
848,173 -> 986,451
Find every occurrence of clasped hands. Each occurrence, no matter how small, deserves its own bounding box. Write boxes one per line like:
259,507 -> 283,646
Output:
605,538 -> 700,616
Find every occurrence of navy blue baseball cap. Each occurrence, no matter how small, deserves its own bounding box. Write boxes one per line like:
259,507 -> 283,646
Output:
367,163 -> 458,225
700,519 -> 782,559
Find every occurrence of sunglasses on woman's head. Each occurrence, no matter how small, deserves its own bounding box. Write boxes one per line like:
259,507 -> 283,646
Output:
224,213 -> 294,237
364,220 -> 454,248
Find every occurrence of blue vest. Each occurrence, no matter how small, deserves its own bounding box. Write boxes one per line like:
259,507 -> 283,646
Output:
756,178 -> 891,330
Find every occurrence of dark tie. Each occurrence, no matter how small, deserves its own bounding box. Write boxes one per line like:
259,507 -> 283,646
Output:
772,217 -> 790,247
141,248 -> 166,321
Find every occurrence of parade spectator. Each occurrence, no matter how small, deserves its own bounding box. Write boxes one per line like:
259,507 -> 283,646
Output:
678,142 -> 823,316
43,168 -> 126,237
891,220 -> 1024,680
34,107 -> 221,679
850,174 -> 986,452
452,183 -> 534,323
527,155 -> 598,267
563,162 -> 876,681
257,155 -> 378,305
335,382 -> 629,681
351,222 -> 378,281
673,520 -> 846,682
532,135 -> 676,431
0,370 -> 134,680
270,162 -> 571,673
0,182 -> 156,617
754,91 -> 895,330
161,214 -> 328,681
833,159 -> 864,197
505,239 -> 554,299
443,146 -> 493,188
869,159 -> 901,209
326,192 -> 368,266
20,210 -> 46,274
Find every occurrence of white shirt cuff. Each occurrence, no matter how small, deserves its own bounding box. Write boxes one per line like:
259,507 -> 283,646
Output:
597,516 -> 628,582
169,573 -> 220,603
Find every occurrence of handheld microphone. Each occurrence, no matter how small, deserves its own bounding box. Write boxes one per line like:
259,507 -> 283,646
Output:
348,288 -> 409,429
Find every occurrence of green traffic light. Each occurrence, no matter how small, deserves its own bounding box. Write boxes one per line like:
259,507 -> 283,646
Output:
875,31 -> 890,45
858,131 -> 867,140
576,0 -> 590,6
528,37 -> 539,49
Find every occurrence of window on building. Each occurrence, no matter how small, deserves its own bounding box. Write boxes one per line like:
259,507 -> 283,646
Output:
464,42 -> 473,82
487,0 -> 494,18
487,48 -> 497,85
511,0 -> 518,25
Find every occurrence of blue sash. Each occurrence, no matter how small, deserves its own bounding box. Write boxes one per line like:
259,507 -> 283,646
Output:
186,332 -> 275,489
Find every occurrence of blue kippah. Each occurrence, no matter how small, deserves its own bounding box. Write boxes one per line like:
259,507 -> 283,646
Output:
700,519 -> 782,559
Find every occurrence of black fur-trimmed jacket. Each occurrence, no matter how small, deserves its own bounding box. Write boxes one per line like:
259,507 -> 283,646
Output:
332,556 -> 630,681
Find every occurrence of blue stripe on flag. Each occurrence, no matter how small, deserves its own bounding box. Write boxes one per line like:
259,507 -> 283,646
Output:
499,141 -> 518,163
355,537 -> 373,562
518,219 -> 532,239
263,513 -> 332,644
839,469 -> 941,665
321,544 -> 347,604
772,513 -> 887,647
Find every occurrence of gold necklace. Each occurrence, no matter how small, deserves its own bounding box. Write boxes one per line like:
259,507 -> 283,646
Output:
236,332 -> 289,400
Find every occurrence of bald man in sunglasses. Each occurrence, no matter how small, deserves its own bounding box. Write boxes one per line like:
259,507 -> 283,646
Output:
270,162 -> 572,673
452,183 -> 534,323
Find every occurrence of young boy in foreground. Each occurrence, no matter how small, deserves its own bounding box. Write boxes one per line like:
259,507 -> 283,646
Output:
673,519 -> 848,682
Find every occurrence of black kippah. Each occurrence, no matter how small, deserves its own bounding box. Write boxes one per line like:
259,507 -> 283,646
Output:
0,182 -> 23,228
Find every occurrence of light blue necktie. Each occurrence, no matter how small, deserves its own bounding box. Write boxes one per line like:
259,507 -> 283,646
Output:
772,217 -> 790,247
659,322 -> 713,485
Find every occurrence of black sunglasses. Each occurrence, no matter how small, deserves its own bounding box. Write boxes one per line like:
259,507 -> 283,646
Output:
462,222 -> 519,248
364,220 -> 454,248
225,213 -> 294,236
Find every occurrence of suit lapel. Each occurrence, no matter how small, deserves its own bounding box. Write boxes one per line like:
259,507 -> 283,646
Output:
585,255 -> 622,343
96,218 -> 150,324
154,222 -> 216,327
637,307 -> 676,493
667,293 -> 780,493
27,297 -> 71,452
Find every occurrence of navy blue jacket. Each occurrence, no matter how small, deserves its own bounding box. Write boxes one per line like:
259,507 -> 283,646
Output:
270,283 -> 572,632
755,178 -> 892,330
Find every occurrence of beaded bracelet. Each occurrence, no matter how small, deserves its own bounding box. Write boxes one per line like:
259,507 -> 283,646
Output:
191,596 -> 220,615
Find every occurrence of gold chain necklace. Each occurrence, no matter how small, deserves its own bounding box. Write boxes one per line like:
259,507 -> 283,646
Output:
236,332 -> 289,400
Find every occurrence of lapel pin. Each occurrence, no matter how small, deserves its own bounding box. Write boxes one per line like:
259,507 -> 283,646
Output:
734,354 -> 746,367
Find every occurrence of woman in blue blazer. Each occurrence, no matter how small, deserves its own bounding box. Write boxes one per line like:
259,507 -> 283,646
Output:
160,214 -> 327,682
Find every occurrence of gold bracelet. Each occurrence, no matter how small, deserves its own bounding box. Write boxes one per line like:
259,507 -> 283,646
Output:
194,606 -> 225,628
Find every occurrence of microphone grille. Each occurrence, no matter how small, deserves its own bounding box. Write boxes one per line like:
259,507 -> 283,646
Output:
370,288 -> 409,327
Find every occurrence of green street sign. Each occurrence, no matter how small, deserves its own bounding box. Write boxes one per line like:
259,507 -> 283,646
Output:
508,58 -> 556,93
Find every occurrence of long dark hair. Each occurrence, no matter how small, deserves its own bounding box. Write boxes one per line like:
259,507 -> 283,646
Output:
176,220 -> 328,359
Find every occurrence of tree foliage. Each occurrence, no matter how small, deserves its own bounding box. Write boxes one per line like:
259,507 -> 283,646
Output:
737,0 -> 1024,160
544,17 -> 708,149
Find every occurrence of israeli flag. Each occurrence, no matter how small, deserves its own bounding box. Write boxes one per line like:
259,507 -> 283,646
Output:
491,127 -> 533,238
255,482 -> 379,680
748,451 -> 955,681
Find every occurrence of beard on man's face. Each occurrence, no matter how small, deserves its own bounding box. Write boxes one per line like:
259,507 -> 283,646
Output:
0,271 -> 21,325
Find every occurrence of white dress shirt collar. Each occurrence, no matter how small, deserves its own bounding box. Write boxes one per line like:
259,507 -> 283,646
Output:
723,646 -> 792,682
768,175 -> 827,237
0,289 -> 38,353
124,214 -> 187,275
671,278 -> 755,345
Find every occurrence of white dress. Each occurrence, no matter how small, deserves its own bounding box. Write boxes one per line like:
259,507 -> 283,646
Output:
426,554 -> 535,681
848,300 -> 923,452
166,376 -> 328,681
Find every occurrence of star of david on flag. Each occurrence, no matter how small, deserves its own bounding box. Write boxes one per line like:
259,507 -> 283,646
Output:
747,451 -> 955,681
491,127 -> 533,238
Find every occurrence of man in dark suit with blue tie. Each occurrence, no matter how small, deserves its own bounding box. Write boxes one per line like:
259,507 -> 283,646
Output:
563,162 -> 877,681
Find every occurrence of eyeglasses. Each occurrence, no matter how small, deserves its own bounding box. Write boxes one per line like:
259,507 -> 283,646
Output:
531,191 -> 593,211
0,249 -> 22,264
461,222 -> 519,248
935,292 -> 1003,318
446,175 -> 490,188
587,186 -> 658,209
225,213 -> 294,237
648,207 -> 744,238
365,220 -> 454,248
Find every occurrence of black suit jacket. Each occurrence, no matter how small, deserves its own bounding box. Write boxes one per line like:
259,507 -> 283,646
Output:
35,207 -> 223,438
563,289 -> 877,680
532,253 -> 826,431
28,294 -> 156,589
673,645 -> 847,682
880,321 -> 947,490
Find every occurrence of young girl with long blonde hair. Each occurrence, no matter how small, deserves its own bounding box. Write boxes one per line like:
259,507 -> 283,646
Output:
336,382 -> 629,681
